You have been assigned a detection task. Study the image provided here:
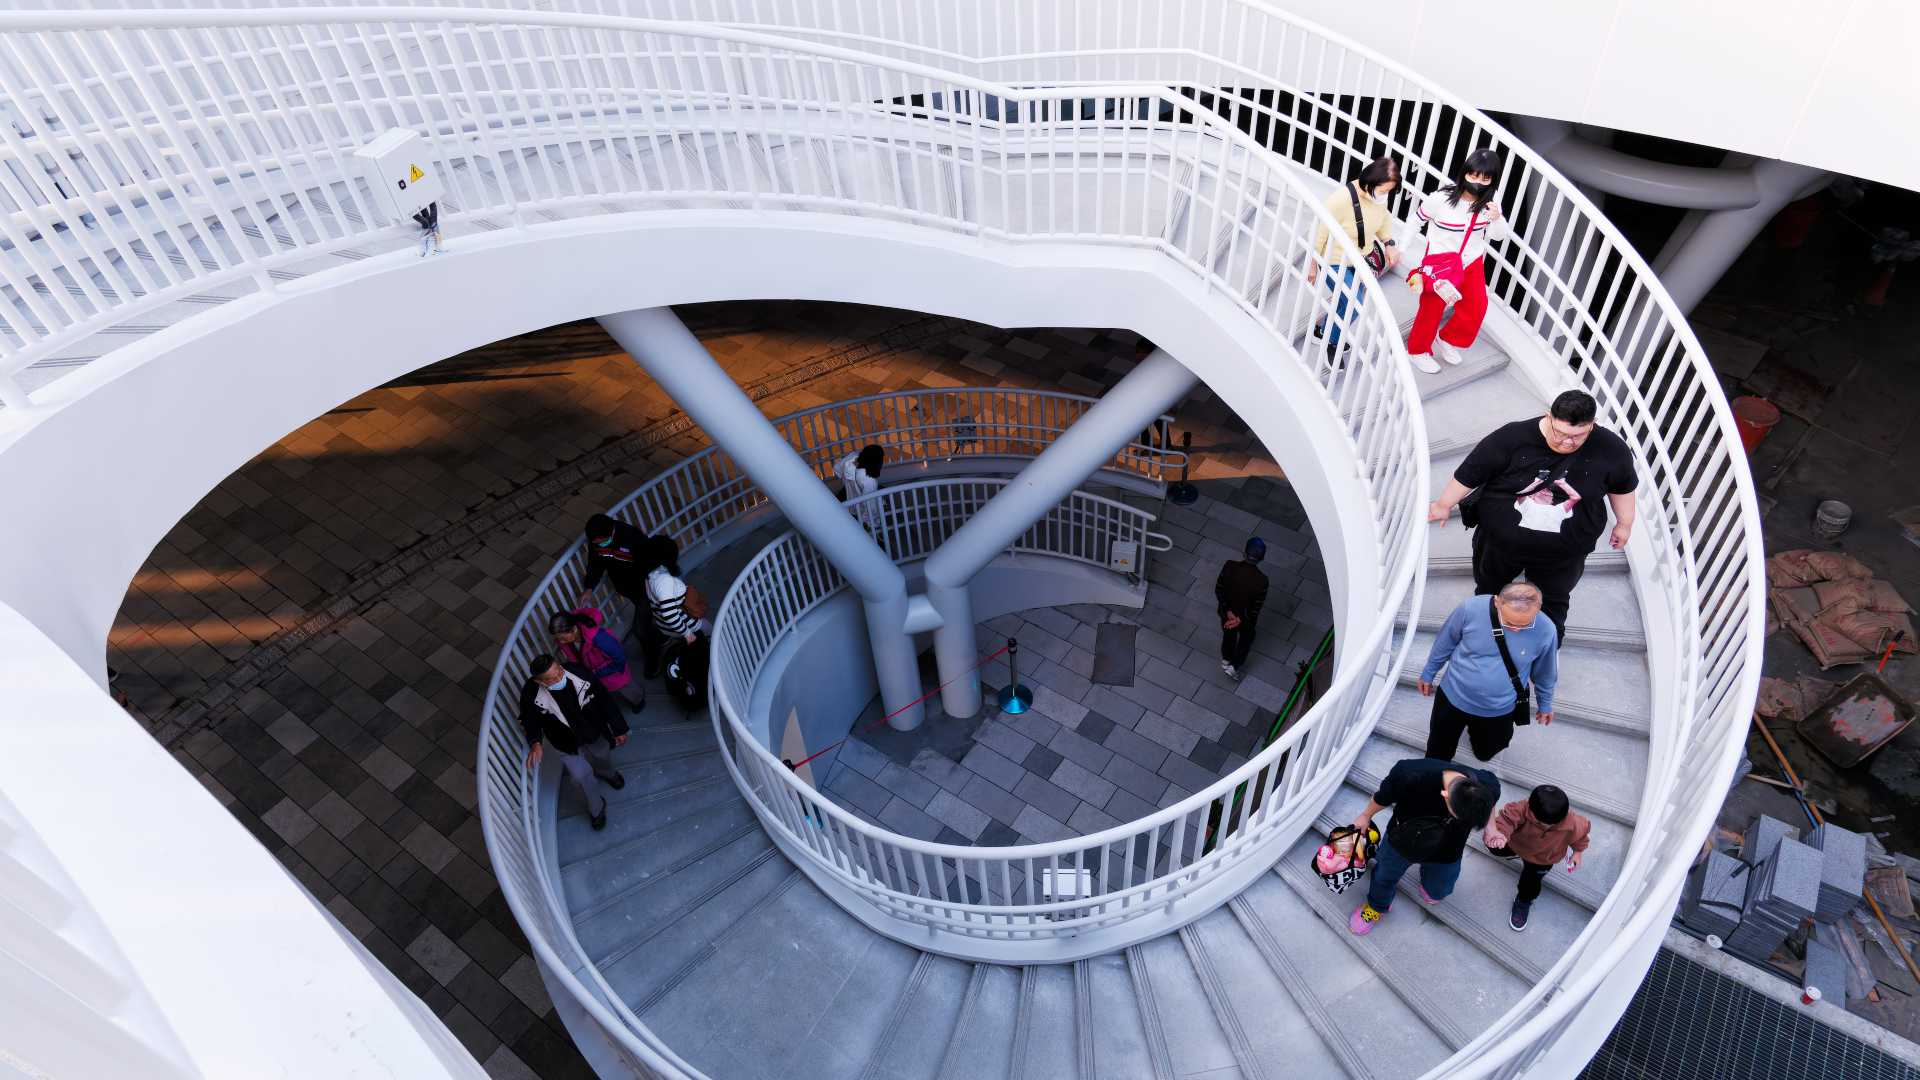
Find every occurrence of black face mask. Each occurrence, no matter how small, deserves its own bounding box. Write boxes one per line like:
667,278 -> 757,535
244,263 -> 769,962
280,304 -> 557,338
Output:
1463,180 -> 1492,197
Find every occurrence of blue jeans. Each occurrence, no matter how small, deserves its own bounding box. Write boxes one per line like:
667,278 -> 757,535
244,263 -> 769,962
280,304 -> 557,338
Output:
1366,833 -> 1462,913
1323,267 -> 1366,348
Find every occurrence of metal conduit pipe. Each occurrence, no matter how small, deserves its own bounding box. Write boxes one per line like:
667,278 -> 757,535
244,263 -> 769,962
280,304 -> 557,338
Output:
596,306 -> 928,729
1514,116 -> 1828,313
921,349 -> 1197,718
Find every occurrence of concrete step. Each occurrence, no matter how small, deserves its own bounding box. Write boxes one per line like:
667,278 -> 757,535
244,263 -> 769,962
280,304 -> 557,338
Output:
561,795 -> 760,911
553,752 -> 733,849
1403,631 -> 1650,727
617,721 -> 720,760
1365,699 -> 1646,827
1405,572 -> 1646,654
1273,852 -> 1532,1048
607,855 -> 800,1017
1306,795 -> 1592,982
1417,369 -> 1547,450
1232,872 -> 1452,1069
1187,909 -> 1350,1079
557,769 -> 740,867
856,951 -> 974,1080
1082,953 -> 1163,1080
1015,963 -> 1081,1079
574,826 -> 775,963
933,964 -> 1021,1080
1341,759 -> 1620,909
1390,668 -> 1648,738
1225,896 -> 1375,1079
1131,934 -> 1242,1079
556,746 -> 729,823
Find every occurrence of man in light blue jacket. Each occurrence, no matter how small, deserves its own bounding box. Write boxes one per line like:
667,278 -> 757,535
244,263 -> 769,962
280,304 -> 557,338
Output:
1417,582 -> 1558,762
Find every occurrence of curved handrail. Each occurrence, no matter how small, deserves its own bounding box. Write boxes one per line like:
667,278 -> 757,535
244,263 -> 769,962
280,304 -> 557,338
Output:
657,2 -> 1763,1074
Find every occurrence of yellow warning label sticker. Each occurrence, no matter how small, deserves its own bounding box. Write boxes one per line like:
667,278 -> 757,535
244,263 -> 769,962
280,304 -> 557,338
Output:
408,164 -> 424,183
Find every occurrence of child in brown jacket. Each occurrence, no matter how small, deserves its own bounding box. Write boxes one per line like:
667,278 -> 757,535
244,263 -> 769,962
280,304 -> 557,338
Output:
1482,784 -> 1590,932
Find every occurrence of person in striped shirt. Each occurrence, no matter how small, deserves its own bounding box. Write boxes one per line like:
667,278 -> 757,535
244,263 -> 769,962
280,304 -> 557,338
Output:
1405,148 -> 1510,374
643,536 -> 707,644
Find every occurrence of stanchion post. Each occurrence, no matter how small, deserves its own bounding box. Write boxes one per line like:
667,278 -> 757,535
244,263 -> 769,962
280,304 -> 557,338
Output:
997,637 -> 1034,714
1168,430 -> 1199,505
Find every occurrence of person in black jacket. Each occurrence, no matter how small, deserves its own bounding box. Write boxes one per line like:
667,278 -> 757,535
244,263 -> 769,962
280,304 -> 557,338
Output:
1214,536 -> 1270,681
520,653 -> 630,831
576,512 -> 664,676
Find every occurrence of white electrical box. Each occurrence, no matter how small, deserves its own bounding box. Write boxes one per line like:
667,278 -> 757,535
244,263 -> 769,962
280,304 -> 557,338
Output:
352,128 -> 443,224
1108,541 -> 1139,574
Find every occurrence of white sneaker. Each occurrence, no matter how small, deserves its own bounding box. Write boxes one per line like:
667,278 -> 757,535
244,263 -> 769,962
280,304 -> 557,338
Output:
1409,352 -> 1442,374
1221,661 -> 1238,679
1434,341 -> 1466,366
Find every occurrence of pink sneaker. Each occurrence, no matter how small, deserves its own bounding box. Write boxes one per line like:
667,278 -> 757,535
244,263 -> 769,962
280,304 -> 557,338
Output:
1349,903 -> 1383,935
1418,884 -> 1442,905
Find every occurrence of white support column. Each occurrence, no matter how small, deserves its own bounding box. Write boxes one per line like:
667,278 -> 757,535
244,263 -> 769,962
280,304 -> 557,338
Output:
596,307 -> 928,730
1513,117 -> 1828,314
922,349 -> 1197,718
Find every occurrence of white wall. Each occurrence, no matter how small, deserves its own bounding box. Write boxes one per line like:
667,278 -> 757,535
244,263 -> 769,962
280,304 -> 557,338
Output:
1261,0 -> 1918,189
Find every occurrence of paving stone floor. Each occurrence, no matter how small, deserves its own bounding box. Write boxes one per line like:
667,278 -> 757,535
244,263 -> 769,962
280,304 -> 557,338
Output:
820,482 -> 1331,848
115,302 -> 1298,1077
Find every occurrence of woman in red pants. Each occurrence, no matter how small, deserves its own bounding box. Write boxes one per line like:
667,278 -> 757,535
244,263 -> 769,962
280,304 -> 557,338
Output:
1405,149 -> 1508,374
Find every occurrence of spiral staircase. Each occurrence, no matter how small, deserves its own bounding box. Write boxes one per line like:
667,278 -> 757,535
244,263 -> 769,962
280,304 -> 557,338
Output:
0,5 -> 1764,1079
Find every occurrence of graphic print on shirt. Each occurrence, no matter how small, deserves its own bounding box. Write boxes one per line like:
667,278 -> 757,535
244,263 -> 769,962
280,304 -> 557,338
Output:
1512,471 -> 1581,534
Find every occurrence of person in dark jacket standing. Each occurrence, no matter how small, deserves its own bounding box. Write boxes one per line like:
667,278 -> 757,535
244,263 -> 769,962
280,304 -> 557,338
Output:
576,512 -> 663,676
1347,756 -> 1499,935
520,654 -> 629,831
1215,536 -> 1270,681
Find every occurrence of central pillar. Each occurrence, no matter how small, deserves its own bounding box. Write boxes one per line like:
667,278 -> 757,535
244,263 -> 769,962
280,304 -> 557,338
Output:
597,307 -> 927,730
922,349 -> 1198,718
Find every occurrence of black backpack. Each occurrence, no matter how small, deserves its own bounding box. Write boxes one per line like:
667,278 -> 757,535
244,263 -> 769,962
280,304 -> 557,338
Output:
661,636 -> 711,710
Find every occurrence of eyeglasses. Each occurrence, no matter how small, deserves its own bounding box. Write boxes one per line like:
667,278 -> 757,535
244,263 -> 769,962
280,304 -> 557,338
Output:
1543,420 -> 1592,448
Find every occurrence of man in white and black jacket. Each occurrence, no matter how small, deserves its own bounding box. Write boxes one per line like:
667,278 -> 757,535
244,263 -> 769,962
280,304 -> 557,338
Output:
519,653 -> 630,831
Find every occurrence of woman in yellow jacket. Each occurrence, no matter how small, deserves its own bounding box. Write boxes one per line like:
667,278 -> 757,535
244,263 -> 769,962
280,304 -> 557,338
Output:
1308,156 -> 1402,360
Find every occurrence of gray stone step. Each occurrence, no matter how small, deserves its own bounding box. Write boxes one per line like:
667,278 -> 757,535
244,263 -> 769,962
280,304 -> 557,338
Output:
857,951 -> 974,1080
556,747 -> 729,823
608,855 -> 799,1017
574,826 -> 775,963
1189,907 -> 1351,1079
1273,853 -> 1532,1048
1403,631 -> 1650,727
557,770 -> 740,867
1293,808 -> 1583,985
562,795 -> 761,912
1341,759 -> 1620,909
1131,934 -> 1243,1079
616,721 -> 720,761
1390,668 -> 1648,738
1178,924 -> 1269,1079
1082,953 -> 1164,1080
1363,702 -> 1645,827
1231,873 -> 1452,1070
934,964 -> 1021,1080
1405,572 -> 1646,653
1016,963 -> 1081,1079
1417,369 -> 1547,450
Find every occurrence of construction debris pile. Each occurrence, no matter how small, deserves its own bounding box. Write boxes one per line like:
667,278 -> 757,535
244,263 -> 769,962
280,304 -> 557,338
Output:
1685,815 -> 1920,1005
1768,549 -> 1915,668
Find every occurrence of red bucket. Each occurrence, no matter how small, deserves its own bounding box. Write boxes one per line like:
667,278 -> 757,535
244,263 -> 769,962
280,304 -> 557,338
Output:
1731,396 -> 1781,453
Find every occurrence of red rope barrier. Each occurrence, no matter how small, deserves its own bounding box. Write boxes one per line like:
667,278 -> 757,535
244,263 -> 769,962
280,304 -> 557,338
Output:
786,644 -> 1012,771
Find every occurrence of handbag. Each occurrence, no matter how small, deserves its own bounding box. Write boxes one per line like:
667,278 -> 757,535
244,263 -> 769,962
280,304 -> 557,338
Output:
683,583 -> 709,621
1487,596 -> 1534,727
1345,182 -> 1389,275
1413,206 -> 1479,295
1312,823 -> 1380,893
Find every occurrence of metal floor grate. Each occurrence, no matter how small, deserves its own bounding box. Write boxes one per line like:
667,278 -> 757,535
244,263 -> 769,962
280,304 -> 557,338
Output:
1582,948 -> 1920,1080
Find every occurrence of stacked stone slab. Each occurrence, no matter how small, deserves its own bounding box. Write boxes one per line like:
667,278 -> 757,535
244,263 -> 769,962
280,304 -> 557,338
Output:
1724,837 -> 1820,964
1681,850 -> 1746,939
1740,815 -> 1800,865
1803,933 -> 1850,1002
1806,823 -> 1868,923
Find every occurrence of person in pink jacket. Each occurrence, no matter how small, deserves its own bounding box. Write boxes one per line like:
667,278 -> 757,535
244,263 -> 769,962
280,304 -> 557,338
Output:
1405,148 -> 1509,373
1483,784 -> 1590,932
551,609 -> 646,712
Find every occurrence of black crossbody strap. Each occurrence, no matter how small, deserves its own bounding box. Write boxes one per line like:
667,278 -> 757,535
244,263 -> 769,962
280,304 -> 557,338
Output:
1487,597 -> 1528,702
1346,181 -> 1369,252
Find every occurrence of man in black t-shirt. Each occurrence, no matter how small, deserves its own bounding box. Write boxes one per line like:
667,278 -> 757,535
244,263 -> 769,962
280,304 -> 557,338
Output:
1347,757 -> 1499,935
1426,390 -> 1638,641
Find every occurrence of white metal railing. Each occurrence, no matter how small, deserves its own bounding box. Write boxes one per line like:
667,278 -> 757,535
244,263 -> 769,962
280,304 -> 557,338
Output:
0,3 -> 1764,1078
476,389 -> 1210,1072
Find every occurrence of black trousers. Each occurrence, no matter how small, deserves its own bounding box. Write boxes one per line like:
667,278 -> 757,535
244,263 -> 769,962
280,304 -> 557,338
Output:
1489,846 -> 1553,902
612,585 -> 665,675
1424,685 -> 1516,762
1220,615 -> 1258,666
1470,528 -> 1589,643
